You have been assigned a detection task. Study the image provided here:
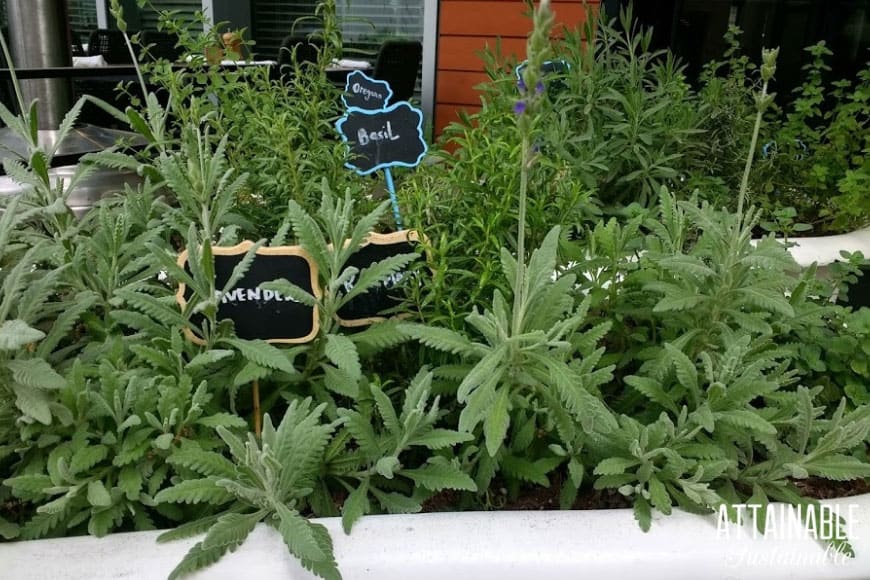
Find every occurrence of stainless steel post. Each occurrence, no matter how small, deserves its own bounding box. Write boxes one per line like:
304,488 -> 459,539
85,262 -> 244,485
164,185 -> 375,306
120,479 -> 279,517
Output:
6,0 -> 73,129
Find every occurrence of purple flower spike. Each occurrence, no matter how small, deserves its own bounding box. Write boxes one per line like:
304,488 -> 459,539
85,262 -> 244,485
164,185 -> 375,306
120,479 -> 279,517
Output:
535,81 -> 545,95
514,100 -> 527,115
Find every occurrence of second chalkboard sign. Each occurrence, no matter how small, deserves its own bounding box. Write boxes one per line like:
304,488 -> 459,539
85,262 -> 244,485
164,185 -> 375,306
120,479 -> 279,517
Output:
336,230 -> 423,327
176,243 -> 320,344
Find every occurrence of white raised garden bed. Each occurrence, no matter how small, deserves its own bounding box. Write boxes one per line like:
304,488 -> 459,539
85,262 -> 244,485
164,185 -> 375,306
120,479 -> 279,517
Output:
781,227 -> 870,269
2,493 -> 869,580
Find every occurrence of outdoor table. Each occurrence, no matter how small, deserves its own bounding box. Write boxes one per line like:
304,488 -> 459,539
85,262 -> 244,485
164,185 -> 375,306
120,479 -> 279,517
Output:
0,59 -> 371,82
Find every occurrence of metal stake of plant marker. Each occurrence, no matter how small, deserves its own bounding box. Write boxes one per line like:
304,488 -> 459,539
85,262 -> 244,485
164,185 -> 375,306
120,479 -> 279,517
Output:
384,168 -> 403,230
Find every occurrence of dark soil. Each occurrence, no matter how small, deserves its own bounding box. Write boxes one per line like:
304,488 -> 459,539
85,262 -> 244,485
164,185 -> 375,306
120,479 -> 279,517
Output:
421,477 -> 869,513
793,477 -> 870,500
422,480 -> 631,513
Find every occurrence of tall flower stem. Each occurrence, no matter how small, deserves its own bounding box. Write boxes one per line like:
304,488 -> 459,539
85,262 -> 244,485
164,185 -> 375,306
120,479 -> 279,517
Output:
512,135 -> 531,334
109,0 -> 148,100
736,78 -> 769,226
510,0 -> 553,335
735,48 -> 778,234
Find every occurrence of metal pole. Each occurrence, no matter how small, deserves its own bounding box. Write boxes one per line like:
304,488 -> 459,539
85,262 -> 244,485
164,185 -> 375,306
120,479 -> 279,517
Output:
6,0 -> 73,128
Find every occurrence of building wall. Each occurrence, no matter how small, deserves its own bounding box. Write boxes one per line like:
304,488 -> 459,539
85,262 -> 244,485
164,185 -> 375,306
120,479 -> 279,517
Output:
434,0 -> 599,137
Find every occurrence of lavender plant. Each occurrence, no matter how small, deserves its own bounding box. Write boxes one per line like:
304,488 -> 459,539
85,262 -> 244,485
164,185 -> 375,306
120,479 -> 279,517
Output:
402,0 -> 618,499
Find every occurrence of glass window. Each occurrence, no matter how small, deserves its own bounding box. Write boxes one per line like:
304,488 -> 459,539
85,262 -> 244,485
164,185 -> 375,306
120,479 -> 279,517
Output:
251,0 -> 424,61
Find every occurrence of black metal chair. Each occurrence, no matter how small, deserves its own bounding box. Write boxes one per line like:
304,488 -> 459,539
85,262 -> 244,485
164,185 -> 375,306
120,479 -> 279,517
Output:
140,30 -> 182,62
71,39 -> 86,57
372,40 -> 422,103
276,35 -> 324,79
87,29 -> 133,64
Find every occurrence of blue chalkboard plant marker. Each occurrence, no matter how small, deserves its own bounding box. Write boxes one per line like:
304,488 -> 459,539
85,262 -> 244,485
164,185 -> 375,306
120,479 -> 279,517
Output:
336,71 -> 428,230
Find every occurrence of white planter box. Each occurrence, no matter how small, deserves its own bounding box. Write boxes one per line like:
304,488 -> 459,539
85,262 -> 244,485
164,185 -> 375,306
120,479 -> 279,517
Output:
780,227 -> 870,268
2,493 -> 869,580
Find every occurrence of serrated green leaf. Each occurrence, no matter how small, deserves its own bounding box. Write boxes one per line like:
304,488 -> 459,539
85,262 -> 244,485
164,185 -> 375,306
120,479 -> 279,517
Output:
370,487 -> 422,515
155,477 -> 234,505
805,455 -> 870,481
168,448 -> 237,478
400,323 -> 477,357
716,409 -> 776,435
259,279 -> 317,307
350,319 -> 410,353
501,455 -> 562,486
88,505 -> 121,537
8,358 -> 65,390
634,496 -> 652,532
400,457 -> 477,492
0,514 -> 18,539
0,319 -> 45,350
118,465 -> 143,500
11,384 -> 53,424
223,338 -> 297,374
37,492 -> 71,515
87,480 -> 112,507
233,362 -> 270,387
375,456 -> 400,479
341,479 -> 370,534
567,457 -> 584,488
116,289 -> 188,327
747,484 -> 768,535
658,255 -> 716,278
594,457 -> 640,476
483,387 -> 510,457
201,511 -> 264,551
664,343 -> 698,394
735,287 -> 795,317
197,413 -> 249,430
70,445 -> 109,475
324,334 -> 361,381
339,252 -> 418,307
154,433 -> 174,450
286,200 -> 330,271
19,505 -> 71,540
625,376 -> 678,414
4,474 -> 52,496
322,364 -> 359,398
186,349 -> 235,370
167,540 -> 232,580
275,503 -> 329,563
457,346 -> 506,401
371,385 -> 400,436
157,514 -> 223,543
647,475 -> 672,515
653,292 -> 707,313
407,428 -> 473,450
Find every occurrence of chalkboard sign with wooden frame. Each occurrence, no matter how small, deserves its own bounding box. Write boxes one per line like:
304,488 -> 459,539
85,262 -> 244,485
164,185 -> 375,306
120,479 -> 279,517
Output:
175,242 -> 321,345
335,230 -> 424,327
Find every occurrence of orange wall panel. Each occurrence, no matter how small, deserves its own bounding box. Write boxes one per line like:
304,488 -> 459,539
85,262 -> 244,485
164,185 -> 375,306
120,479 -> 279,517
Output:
435,103 -> 482,136
434,0 -> 599,137
436,70 -> 492,106
440,1 -> 591,37
438,36 -> 529,72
